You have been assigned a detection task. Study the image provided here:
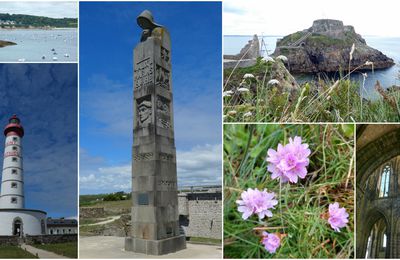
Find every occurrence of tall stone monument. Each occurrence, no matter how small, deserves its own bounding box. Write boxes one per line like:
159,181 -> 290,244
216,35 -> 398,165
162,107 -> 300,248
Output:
125,10 -> 186,255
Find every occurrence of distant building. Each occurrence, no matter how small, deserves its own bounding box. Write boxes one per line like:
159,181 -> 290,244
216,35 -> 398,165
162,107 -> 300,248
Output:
47,218 -> 77,235
0,20 -> 16,25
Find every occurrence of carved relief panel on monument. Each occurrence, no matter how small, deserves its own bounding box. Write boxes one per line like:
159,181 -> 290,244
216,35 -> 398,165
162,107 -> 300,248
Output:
137,96 -> 152,126
156,95 -> 171,129
134,58 -> 153,90
161,46 -> 170,63
155,65 -> 170,90
157,179 -> 177,191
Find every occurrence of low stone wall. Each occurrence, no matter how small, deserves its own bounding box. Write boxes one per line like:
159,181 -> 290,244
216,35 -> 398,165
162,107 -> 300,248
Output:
25,234 -> 77,245
0,236 -> 20,246
79,207 -> 105,218
183,200 -> 222,239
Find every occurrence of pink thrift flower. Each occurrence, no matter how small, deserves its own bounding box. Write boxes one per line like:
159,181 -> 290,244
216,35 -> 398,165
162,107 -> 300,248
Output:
328,202 -> 349,232
261,232 -> 281,254
236,188 -> 278,220
266,136 -> 311,183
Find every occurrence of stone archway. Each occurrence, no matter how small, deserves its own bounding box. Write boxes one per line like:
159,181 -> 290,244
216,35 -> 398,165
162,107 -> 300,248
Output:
12,217 -> 23,237
360,209 -> 390,258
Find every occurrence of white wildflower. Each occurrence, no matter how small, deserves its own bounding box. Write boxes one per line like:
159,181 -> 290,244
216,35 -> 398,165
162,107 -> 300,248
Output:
276,55 -> 288,62
267,79 -> 280,85
243,111 -> 252,117
243,73 -> 255,79
237,87 -> 250,92
223,90 -> 234,97
262,56 -> 275,62
365,61 -> 373,66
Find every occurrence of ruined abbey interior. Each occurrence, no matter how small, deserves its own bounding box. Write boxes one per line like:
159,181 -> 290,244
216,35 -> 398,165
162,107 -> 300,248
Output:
356,125 -> 400,258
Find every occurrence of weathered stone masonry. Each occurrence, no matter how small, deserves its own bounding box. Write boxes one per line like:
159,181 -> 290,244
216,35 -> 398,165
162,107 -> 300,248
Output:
178,192 -> 222,240
356,127 -> 400,258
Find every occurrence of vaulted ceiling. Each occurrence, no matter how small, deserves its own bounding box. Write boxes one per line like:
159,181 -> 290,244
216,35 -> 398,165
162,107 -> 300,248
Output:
357,124 -> 400,151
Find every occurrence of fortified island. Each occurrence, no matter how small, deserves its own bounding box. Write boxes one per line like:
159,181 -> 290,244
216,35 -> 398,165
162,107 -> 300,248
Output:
273,19 -> 394,73
224,19 -> 394,74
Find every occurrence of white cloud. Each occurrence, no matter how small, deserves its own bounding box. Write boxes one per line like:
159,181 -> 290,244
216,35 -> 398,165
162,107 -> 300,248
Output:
224,0 -> 400,37
0,2 -> 78,18
177,144 -> 222,187
79,144 -> 221,194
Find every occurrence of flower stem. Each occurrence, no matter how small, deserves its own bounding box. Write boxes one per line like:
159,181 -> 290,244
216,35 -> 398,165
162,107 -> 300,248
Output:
279,180 -> 283,227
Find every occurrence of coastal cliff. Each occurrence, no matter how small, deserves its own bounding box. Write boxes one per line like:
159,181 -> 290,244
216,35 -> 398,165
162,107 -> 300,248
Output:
0,40 -> 16,48
273,19 -> 394,73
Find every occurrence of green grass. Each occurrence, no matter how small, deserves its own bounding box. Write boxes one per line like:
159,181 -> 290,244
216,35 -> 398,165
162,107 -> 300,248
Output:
80,198 -> 131,210
32,242 -> 77,258
188,237 -> 222,245
223,124 -> 354,258
223,59 -> 400,122
278,31 -> 304,46
0,245 -> 38,258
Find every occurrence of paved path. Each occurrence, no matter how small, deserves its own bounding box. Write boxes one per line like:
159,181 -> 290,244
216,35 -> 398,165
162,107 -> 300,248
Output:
20,244 -> 68,259
85,215 -> 121,226
80,236 -> 222,259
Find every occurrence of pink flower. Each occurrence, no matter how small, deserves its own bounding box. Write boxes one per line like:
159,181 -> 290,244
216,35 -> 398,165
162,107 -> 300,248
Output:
328,202 -> 349,232
261,232 -> 281,253
266,136 -> 311,183
236,188 -> 278,220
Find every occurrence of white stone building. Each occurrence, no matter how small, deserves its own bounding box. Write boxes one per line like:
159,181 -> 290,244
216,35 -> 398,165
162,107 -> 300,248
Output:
0,115 -> 47,236
46,218 -> 77,235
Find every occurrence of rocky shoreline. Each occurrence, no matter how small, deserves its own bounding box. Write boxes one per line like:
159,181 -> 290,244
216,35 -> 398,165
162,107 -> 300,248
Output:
0,40 -> 16,48
272,19 -> 394,73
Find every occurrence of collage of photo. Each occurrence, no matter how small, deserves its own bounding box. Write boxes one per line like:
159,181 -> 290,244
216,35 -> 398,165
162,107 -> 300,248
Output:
0,0 -> 399,259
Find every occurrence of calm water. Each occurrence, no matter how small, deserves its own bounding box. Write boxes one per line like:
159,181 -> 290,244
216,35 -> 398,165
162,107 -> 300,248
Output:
224,35 -> 400,99
0,29 -> 77,62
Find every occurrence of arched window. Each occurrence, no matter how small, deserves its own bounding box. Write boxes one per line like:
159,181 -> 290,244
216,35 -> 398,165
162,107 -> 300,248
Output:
378,165 -> 391,198
365,217 -> 388,258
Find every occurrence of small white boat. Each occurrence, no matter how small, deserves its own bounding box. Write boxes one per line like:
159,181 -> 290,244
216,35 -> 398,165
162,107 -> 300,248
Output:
64,53 -> 70,58
17,58 -> 26,62
52,57 -> 58,61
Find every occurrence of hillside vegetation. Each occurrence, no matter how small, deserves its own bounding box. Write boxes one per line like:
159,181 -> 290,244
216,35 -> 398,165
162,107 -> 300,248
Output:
0,13 -> 77,28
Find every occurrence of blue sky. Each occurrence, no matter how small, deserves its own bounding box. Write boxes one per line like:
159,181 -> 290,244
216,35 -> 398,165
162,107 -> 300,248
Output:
0,64 -> 77,218
80,2 -> 222,194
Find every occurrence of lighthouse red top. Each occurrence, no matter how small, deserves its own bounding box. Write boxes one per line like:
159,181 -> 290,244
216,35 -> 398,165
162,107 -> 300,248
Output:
4,114 -> 24,137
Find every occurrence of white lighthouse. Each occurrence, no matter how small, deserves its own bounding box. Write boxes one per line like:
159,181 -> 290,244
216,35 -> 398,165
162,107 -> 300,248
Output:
0,115 -> 47,236
0,114 -> 25,208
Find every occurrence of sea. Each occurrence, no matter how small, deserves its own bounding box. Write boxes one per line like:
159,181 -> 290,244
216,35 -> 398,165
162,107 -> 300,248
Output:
224,35 -> 400,99
0,28 -> 77,62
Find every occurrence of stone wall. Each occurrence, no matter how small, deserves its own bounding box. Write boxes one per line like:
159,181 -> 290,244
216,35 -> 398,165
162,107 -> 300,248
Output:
0,236 -> 20,245
25,234 -> 77,245
79,207 -> 105,218
179,192 -> 222,240
178,194 -> 188,215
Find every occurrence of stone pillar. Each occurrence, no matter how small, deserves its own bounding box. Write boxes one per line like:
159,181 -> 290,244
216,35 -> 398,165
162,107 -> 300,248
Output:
125,10 -> 186,255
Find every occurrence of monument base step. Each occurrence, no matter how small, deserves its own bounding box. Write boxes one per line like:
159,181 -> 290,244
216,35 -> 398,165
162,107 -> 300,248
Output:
125,235 -> 186,255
